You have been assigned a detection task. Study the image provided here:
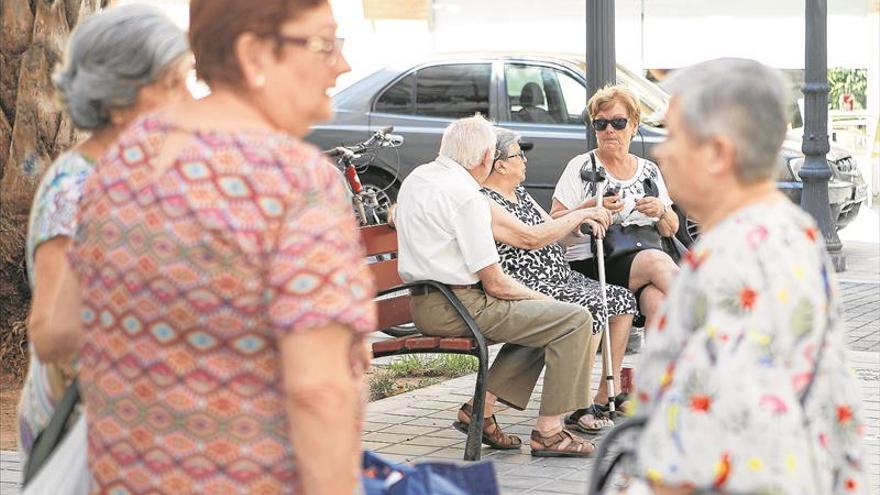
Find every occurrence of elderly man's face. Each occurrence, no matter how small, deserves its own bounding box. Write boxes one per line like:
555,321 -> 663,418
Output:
654,97 -> 715,218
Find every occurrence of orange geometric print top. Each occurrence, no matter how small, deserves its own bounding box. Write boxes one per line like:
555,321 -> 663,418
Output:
70,116 -> 376,494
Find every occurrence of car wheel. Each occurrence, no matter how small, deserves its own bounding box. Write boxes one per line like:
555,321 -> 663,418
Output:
673,205 -> 699,247
358,168 -> 399,223
684,216 -> 700,244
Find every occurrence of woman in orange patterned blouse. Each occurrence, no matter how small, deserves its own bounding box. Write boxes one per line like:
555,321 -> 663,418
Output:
51,1 -> 375,494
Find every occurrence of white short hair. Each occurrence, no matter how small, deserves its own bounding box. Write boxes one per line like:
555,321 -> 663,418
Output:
438,115 -> 496,169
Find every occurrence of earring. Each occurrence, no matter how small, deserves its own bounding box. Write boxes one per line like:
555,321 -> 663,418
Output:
254,74 -> 266,88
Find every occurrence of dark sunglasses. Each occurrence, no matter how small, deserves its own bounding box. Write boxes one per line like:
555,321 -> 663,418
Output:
591,118 -> 628,131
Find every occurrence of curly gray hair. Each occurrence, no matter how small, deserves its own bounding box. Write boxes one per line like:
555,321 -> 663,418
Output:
53,4 -> 189,130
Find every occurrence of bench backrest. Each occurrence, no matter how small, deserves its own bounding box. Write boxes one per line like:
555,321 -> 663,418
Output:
360,224 -> 412,330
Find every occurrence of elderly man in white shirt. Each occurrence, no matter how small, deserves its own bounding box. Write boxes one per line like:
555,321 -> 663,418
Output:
395,115 -> 605,458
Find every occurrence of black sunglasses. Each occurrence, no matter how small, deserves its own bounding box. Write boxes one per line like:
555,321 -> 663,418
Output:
591,118 -> 628,131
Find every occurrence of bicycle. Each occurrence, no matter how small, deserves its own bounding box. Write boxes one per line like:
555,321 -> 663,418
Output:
325,126 -> 403,227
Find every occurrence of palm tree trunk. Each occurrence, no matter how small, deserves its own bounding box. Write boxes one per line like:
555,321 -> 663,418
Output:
0,0 -> 110,376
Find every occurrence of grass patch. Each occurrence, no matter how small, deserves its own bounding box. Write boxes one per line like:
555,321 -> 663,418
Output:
368,354 -> 477,401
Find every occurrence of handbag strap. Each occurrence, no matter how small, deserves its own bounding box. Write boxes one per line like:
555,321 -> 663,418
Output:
23,378 -> 81,485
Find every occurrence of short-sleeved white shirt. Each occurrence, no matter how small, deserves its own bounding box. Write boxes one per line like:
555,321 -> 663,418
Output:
396,155 -> 500,285
553,151 -> 673,262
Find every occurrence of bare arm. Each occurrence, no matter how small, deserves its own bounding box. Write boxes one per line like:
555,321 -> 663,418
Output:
489,200 -> 608,250
656,207 -> 679,238
549,195 -> 624,220
477,263 -> 548,301
281,325 -> 363,495
29,237 -> 83,364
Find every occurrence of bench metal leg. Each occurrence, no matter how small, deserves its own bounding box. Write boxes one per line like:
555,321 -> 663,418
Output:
464,351 -> 489,461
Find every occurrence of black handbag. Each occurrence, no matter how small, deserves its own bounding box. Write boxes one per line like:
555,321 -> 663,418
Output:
602,223 -> 663,261
585,152 -> 664,261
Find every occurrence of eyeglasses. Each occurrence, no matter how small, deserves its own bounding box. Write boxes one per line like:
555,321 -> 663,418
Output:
496,150 -> 526,162
275,34 -> 345,64
591,118 -> 628,131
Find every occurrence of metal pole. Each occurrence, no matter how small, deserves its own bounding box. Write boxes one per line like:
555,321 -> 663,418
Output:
586,0 -> 617,151
801,0 -> 845,271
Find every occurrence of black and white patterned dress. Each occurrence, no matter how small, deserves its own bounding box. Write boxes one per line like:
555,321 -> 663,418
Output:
482,186 -> 638,334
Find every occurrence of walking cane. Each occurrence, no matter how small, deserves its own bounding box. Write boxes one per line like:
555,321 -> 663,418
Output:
580,152 -> 617,415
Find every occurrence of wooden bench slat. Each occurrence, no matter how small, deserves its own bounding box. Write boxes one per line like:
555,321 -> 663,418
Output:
369,259 -> 403,293
375,295 -> 412,330
371,335 -> 481,356
361,224 -> 398,256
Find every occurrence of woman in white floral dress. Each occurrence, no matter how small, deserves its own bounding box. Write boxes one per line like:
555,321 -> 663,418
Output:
619,58 -> 866,495
17,5 -> 190,462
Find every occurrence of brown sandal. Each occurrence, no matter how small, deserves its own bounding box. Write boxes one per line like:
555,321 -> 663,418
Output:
530,428 -> 595,458
452,403 -> 522,450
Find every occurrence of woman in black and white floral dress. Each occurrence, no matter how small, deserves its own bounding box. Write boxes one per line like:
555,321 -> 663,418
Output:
482,127 -> 638,433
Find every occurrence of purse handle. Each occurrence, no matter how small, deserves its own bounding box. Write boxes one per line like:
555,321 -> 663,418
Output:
23,378 -> 81,485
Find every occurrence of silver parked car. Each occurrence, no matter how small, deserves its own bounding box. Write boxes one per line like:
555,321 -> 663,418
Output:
306,52 -> 867,244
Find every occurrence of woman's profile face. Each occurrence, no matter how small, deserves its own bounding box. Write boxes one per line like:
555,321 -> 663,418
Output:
260,3 -> 351,136
593,100 -> 636,154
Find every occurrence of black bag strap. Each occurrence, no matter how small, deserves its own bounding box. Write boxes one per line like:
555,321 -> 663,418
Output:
23,378 -> 81,485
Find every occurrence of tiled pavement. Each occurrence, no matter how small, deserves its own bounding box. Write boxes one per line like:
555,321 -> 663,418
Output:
2,242 -> 877,494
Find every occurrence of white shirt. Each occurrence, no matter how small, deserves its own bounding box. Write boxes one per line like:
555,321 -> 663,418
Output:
553,152 -> 673,261
396,156 -> 500,285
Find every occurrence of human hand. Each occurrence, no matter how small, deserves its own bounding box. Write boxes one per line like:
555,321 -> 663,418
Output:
635,196 -> 666,218
602,194 -> 625,213
350,337 -> 373,379
581,206 -> 612,228
387,203 -> 397,228
582,219 -> 606,239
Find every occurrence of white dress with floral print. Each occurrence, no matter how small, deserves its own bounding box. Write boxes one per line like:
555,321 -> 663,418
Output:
630,199 -> 866,494
17,151 -> 93,463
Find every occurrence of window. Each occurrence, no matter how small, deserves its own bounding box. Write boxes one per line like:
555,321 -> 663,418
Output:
557,72 -> 587,124
505,64 -> 585,125
375,74 -> 414,114
415,64 -> 490,119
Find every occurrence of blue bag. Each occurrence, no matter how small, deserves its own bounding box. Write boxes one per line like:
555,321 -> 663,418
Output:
362,451 -> 499,495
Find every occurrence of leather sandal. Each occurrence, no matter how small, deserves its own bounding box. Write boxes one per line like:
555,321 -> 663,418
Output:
530,428 -> 595,458
565,404 -> 614,434
452,403 -> 522,450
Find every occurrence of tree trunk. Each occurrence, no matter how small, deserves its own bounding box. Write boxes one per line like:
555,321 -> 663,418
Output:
0,0 -> 110,376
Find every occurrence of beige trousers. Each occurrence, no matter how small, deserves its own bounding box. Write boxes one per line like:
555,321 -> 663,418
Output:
410,288 -> 593,416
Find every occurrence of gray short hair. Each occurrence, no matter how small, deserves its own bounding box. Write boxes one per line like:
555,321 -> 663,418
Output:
53,4 -> 188,130
670,58 -> 790,183
494,127 -> 521,158
439,115 -> 496,169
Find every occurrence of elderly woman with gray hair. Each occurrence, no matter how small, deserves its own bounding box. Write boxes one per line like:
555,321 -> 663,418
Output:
17,4 -> 190,463
615,58 -> 866,495
481,127 -> 638,434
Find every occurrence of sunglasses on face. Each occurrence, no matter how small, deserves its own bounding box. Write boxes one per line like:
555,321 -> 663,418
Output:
591,118 -> 628,131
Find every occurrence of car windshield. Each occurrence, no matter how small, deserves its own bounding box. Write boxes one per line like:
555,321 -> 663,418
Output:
575,61 -> 670,127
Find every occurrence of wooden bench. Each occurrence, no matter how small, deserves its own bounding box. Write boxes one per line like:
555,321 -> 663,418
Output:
360,224 -> 491,461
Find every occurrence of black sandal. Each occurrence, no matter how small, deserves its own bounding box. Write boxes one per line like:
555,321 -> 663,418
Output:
564,404 -> 613,434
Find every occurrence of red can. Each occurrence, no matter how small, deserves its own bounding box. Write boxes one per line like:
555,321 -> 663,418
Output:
620,367 -> 634,394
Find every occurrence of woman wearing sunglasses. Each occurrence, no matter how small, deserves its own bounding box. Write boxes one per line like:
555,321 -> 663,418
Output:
550,85 -> 679,413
